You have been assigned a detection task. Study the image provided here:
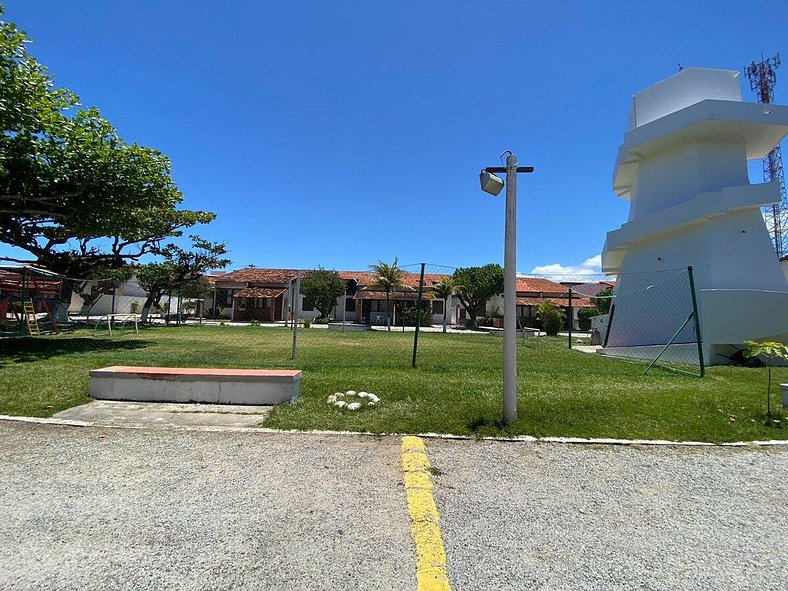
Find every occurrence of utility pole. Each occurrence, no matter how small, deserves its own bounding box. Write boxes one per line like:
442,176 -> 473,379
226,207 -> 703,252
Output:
480,152 -> 534,425
503,154 -> 518,424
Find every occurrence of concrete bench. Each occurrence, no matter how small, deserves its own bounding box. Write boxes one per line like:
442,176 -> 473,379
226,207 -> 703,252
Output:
90,366 -> 301,405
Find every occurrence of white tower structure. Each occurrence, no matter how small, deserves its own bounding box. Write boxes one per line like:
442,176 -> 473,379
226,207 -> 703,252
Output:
602,67 -> 788,364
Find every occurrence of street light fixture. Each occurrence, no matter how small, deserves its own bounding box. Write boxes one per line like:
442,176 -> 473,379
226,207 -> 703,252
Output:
479,152 -> 534,425
480,170 -> 504,196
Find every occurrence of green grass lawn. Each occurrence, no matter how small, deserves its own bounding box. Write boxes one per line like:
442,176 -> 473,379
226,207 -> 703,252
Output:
1,325 -> 785,442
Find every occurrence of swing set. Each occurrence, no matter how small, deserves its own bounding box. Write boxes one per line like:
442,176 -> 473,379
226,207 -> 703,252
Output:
0,265 -> 64,335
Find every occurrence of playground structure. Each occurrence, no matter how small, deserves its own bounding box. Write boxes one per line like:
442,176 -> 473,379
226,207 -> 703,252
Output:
0,265 -> 64,335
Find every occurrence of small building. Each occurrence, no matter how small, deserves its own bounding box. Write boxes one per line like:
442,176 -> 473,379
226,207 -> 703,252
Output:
210,267 -> 456,325
487,277 -> 595,329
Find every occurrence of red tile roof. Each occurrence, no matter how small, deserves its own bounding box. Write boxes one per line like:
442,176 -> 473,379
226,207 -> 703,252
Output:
566,281 -> 616,297
515,276 -> 566,294
341,271 -> 450,289
218,268 -> 301,284
356,289 -> 434,301
233,287 -> 286,298
516,296 -> 594,308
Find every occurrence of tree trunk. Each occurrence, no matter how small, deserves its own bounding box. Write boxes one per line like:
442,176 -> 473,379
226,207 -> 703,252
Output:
140,294 -> 157,324
386,288 -> 391,331
54,279 -> 76,324
466,310 -> 477,329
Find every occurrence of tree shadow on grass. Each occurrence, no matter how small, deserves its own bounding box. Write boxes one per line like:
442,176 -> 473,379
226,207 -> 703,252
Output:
0,337 -> 152,365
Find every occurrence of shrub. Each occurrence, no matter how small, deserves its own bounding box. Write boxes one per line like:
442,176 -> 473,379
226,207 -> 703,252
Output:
314,317 -> 330,324
537,301 -> 565,336
577,307 -> 599,331
744,340 -> 788,423
130,301 -> 140,314
402,306 -> 432,327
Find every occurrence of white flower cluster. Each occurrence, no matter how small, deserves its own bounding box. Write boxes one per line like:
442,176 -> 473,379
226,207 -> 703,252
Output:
327,390 -> 380,410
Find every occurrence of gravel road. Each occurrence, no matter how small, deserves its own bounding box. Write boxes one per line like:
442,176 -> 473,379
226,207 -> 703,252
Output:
427,439 -> 788,591
0,423 -> 413,591
2,421 -> 786,591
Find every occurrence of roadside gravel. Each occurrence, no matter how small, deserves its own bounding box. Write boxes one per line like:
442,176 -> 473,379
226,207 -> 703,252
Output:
427,439 -> 788,591
0,423 -> 413,591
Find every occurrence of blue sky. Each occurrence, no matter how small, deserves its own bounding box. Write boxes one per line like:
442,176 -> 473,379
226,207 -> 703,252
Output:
3,1 -> 786,276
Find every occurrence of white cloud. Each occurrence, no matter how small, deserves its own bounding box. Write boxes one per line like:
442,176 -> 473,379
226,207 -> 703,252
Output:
526,255 -> 605,281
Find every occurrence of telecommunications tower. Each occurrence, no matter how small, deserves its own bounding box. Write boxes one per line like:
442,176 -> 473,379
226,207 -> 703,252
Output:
745,53 -> 786,257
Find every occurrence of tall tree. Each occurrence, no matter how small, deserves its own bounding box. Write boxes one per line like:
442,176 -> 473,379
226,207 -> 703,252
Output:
300,268 -> 345,319
452,264 -> 504,328
137,237 -> 230,323
369,258 -> 408,331
0,7 -> 215,278
74,266 -> 134,317
591,287 -> 614,315
429,278 -> 456,333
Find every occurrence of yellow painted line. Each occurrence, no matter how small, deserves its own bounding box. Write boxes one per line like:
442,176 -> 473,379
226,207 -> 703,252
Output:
401,435 -> 451,591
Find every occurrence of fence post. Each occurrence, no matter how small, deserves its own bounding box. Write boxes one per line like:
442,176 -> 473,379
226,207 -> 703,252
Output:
568,287 -> 573,349
411,263 -> 426,368
291,271 -> 300,360
687,266 -> 705,377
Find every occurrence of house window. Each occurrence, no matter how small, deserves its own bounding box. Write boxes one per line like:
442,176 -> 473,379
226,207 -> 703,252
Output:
432,300 -> 444,314
345,297 -> 356,312
238,297 -> 247,310
302,298 -> 314,312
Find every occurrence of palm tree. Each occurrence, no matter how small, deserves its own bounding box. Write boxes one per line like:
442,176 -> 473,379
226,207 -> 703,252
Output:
430,278 -> 456,333
369,258 -> 407,331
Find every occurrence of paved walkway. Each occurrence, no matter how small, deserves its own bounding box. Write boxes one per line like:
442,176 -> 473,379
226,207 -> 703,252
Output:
53,400 -> 271,428
1,421 -> 786,590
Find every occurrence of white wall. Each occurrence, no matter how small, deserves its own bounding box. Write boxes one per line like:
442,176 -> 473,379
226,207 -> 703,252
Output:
627,68 -> 740,129
603,67 -> 788,363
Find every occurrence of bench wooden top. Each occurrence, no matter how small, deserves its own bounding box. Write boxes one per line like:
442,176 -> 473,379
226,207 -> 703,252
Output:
91,366 -> 301,378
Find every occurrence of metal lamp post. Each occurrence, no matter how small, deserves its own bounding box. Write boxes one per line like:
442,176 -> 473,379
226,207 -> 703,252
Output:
480,152 -> 534,425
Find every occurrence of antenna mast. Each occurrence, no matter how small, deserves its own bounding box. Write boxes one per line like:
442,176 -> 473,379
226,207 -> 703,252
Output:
745,53 -> 786,257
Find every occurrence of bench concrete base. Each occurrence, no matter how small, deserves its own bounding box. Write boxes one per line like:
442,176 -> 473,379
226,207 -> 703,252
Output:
90,366 -> 301,405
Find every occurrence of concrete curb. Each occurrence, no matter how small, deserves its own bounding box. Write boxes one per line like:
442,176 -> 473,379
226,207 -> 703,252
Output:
2,413 -> 788,447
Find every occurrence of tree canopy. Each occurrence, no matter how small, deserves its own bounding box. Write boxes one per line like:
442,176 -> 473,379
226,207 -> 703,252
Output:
429,278 -> 456,333
137,236 -> 230,322
369,258 -> 408,330
300,268 -> 345,319
591,287 -> 614,315
452,264 -> 504,327
0,6 -> 215,277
